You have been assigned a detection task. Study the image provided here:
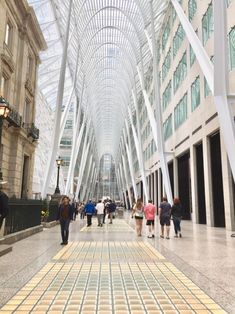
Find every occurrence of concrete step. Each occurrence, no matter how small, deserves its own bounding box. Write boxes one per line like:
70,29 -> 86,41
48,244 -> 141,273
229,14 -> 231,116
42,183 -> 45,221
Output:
0,244 -> 12,257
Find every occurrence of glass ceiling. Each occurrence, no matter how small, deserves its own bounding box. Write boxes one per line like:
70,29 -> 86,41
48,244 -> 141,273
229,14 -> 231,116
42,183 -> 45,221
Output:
28,0 -> 169,159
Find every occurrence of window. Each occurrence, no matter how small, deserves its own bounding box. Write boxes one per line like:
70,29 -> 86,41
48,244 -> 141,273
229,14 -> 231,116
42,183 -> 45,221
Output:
162,80 -> 172,111
0,75 -> 9,98
162,49 -> 171,82
202,3 -> 213,45
4,22 -> 12,48
163,114 -> 173,140
190,30 -> 198,66
191,76 -> 200,111
60,138 -> 72,148
229,27 -> 235,70
188,0 -> 197,22
173,52 -> 187,93
23,100 -> 31,124
162,17 -> 171,51
61,156 -> 70,167
27,55 -> 33,78
65,120 -> 73,129
204,56 -> 214,97
174,93 -> 187,129
173,24 -> 185,57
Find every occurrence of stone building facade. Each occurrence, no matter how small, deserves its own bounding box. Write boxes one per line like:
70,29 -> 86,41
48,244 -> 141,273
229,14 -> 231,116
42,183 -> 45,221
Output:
0,0 -> 46,198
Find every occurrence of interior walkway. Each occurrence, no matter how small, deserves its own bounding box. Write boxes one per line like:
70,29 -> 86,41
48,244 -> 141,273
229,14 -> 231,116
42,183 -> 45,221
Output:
0,216 -> 234,313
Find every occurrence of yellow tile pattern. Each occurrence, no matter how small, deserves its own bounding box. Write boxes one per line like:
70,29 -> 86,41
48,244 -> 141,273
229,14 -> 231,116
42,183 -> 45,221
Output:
0,240 -> 226,314
80,219 -> 134,233
52,241 -> 165,262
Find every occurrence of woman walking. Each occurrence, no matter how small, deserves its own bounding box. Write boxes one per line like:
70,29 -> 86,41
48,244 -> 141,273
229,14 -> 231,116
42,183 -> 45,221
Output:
132,198 -> 144,236
57,196 -> 74,245
171,198 -> 182,238
159,197 -> 171,239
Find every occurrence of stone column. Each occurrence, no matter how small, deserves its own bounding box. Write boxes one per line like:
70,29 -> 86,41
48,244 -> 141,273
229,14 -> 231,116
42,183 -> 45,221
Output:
202,135 -> 214,226
220,136 -> 235,231
190,145 -> 198,224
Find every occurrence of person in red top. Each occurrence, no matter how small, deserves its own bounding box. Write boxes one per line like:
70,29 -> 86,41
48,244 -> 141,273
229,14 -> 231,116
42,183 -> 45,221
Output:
144,200 -> 157,238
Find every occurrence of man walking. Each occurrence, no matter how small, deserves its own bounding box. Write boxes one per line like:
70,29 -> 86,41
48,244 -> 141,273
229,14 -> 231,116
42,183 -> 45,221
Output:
85,200 -> 95,227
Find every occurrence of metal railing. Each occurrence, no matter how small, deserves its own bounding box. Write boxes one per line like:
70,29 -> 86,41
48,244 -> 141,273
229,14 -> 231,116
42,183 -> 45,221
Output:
23,123 -> 40,140
4,199 -> 42,235
7,107 -> 22,127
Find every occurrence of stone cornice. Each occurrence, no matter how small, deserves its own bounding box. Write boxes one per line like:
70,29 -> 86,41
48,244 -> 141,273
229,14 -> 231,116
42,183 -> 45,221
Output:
1,51 -> 15,73
25,78 -> 35,97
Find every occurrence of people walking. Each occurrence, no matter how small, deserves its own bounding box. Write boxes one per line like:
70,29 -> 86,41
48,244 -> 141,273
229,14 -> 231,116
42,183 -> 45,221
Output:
57,196 -> 74,245
96,200 -> 104,227
132,198 -> 144,236
171,198 -> 182,238
159,197 -> 172,239
144,200 -> 156,238
108,200 -> 116,224
79,202 -> 85,219
84,200 -> 96,227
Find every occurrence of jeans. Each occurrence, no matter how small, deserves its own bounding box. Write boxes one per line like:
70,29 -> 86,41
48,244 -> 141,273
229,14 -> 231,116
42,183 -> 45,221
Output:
60,219 -> 70,243
97,214 -> 103,226
87,214 -> 92,226
173,216 -> 181,234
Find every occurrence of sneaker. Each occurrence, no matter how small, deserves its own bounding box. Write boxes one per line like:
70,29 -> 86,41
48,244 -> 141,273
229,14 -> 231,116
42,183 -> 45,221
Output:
152,235 -> 155,238
179,233 -> 182,238
166,236 -> 170,240
147,235 -> 152,238
60,242 -> 65,245
160,235 -> 164,239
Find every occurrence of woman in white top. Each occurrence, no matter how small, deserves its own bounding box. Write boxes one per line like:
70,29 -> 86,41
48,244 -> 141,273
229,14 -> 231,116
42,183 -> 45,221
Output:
132,198 -> 144,236
96,200 -> 105,227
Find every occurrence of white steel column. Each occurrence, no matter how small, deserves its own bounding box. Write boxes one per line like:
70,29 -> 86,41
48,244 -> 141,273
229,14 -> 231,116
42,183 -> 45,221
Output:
65,117 -> 86,194
81,154 -> 93,201
171,0 -> 213,92
131,90 -> 149,202
42,0 -> 73,198
124,121 -> 138,201
121,149 -> 133,208
119,165 -> 128,208
74,125 -> 91,200
149,0 -> 173,204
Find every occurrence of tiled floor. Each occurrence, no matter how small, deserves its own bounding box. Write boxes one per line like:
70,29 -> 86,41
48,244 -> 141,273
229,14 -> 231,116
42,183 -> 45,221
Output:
0,220 -> 227,314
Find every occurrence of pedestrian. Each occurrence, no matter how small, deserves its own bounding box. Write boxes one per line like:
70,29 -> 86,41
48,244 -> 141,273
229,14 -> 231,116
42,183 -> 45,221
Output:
103,199 -> 110,224
144,200 -> 156,238
132,198 -> 144,236
96,200 -> 104,227
171,198 -> 182,238
57,196 -> 74,245
0,181 -> 9,236
79,202 -> 85,219
159,197 -> 172,239
108,200 -> 116,224
84,200 -> 96,227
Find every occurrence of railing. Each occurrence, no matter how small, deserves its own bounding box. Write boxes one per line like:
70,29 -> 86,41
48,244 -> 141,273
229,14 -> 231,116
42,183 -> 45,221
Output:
4,199 -> 42,235
24,123 -> 40,140
7,107 -> 22,127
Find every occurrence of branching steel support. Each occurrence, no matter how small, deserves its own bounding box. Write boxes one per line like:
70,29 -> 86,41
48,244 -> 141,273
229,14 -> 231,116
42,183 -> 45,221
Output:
42,0 -> 73,198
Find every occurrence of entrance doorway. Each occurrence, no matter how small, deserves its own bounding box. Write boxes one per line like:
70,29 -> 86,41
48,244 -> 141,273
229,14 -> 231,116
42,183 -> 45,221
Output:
195,143 -> 206,224
210,132 -> 225,227
21,155 -> 30,199
178,152 -> 191,220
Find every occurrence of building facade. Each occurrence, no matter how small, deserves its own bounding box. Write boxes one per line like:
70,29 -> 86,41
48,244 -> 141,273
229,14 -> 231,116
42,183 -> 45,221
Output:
132,0 -> 235,231
0,0 -> 46,198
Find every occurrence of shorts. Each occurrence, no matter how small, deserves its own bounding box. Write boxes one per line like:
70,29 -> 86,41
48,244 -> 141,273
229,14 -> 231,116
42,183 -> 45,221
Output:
160,216 -> 170,226
135,216 -> 143,220
146,220 -> 154,226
